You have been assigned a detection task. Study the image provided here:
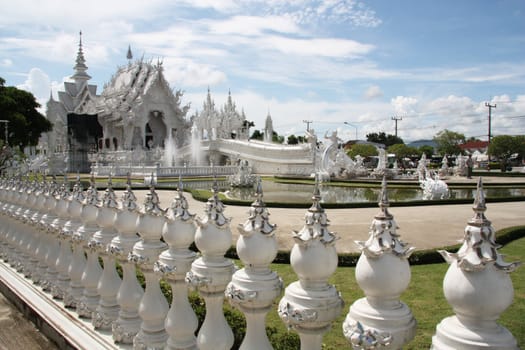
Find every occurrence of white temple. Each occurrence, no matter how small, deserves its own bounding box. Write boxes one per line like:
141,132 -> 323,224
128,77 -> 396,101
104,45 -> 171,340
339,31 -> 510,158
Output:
38,33 -> 319,176
96,57 -> 191,151
41,32 -> 100,172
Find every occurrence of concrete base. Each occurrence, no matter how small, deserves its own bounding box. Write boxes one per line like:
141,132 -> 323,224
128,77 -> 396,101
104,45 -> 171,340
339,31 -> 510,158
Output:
431,316 -> 519,350
0,260 -> 130,349
344,297 -> 416,350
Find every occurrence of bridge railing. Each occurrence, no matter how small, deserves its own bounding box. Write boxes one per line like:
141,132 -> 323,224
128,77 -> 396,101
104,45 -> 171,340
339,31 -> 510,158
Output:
0,177 -> 520,350
92,164 -> 238,178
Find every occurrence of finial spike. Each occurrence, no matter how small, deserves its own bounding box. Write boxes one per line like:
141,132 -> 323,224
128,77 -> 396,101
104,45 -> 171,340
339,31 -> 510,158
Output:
375,176 -> 392,219
473,176 -> 486,211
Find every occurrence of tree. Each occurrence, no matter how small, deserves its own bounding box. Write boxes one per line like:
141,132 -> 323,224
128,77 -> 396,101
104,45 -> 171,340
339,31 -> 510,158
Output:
366,132 -> 404,147
0,77 -> 52,148
387,143 -> 418,163
286,134 -> 306,145
287,134 -> 299,145
346,143 -> 378,159
433,129 -> 465,156
250,129 -> 263,140
272,131 -> 284,144
488,135 -> 525,172
418,145 -> 434,158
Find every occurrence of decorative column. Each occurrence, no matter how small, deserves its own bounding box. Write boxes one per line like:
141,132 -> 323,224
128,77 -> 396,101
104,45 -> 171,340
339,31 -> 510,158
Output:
91,176 -> 122,330
226,178 -> 283,350
17,179 -> 34,276
1,178 -> 18,264
64,176 -> 87,308
278,176 -> 343,350
155,178 -> 198,350
342,177 -> 416,350
34,178 -> 53,289
130,184 -> 169,349
50,178 -> 73,300
109,175 -> 143,344
20,179 -> 40,279
431,177 -> 521,350
75,175 -> 102,318
28,178 -> 47,285
41,177 -> 61,293
186,180 -> 235,350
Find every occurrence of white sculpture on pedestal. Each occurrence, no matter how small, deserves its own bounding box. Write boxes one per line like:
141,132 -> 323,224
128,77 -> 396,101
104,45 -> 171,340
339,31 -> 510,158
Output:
186,179 -> 235,350
226,177 -> 283,350
431,177 -> 521,350
278,174 -> 344,350
343,176 -> 416,350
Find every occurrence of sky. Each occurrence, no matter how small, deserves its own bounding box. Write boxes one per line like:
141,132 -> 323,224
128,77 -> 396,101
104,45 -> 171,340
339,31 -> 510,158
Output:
1,0 -> 524,143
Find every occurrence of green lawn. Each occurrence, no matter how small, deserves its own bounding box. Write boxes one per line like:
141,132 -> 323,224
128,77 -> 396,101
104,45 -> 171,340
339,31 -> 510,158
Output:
262,236 -> 525,349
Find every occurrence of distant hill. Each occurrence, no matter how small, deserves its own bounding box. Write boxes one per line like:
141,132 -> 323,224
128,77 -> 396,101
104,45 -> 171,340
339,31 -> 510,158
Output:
407,139 -> 436,148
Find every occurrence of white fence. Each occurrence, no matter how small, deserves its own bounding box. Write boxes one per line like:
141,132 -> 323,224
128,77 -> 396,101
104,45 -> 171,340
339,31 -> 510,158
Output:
0,177 -> 520,350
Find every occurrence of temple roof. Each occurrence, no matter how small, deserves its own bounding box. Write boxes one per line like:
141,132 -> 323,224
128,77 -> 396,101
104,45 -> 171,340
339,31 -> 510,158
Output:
97,59 -> 169,117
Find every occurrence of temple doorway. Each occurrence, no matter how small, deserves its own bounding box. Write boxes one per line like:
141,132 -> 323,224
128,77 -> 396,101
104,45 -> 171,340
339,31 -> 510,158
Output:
145,111 -> 167,149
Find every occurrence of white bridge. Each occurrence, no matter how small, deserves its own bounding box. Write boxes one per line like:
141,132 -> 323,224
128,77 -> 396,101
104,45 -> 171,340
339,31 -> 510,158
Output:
92,139 -> 315,177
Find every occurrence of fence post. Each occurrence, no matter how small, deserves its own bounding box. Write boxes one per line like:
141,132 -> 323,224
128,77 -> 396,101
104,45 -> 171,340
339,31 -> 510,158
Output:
109,176 -> 143,344
342,177 -> 416,349
157,178 -> 199,350
226,178 -> 282,350
431,178 -> 521,349
187,179 -> 235,350
91,177 -> 121,330
278,175 -> 344,350
130,184 -> 169,349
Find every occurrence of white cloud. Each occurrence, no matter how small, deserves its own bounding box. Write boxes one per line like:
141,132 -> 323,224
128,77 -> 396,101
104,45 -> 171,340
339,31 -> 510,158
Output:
364,85 -> 383,99
162,59 -> 227,88
17,68 -> 51,101
0,58 -> 13,67
261,35 -> 373,58
391,96 -> 418,115
207,15 -> 301,36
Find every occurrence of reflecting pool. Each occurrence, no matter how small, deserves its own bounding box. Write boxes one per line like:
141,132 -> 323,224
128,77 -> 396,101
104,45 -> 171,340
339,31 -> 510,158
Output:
222,181 -> 525,204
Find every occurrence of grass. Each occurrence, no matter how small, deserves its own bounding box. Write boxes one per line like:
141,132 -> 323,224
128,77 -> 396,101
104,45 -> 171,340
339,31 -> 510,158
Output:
256,235 -> 525,349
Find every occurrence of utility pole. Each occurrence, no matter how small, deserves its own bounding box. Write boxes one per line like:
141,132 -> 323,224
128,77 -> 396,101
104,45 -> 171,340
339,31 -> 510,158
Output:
391,116 -> 403,137
344,122 -> 358,141
303,120 -> 313,132
485,102 -> 496,143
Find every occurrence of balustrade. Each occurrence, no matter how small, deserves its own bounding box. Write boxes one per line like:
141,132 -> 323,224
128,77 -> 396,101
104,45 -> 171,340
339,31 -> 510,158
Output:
0,174 -> 521,350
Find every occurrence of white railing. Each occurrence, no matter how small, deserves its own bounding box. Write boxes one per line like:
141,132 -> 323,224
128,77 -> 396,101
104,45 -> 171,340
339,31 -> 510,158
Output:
92,164 -> 238,178
0,177 -> 521,350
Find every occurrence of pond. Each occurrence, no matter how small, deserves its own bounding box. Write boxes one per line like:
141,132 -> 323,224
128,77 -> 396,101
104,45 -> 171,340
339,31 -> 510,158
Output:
222,181 -> 525,204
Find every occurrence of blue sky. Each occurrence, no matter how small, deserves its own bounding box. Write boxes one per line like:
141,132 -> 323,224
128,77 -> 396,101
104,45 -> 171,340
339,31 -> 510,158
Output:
1,0 -> 524,142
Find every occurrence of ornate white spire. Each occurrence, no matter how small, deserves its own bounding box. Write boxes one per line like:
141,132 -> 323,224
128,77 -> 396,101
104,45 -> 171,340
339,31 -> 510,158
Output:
355,176 -> 415,258
71,31 -> 91,88
126,44 -> 133,61
439,177 -> 521,272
